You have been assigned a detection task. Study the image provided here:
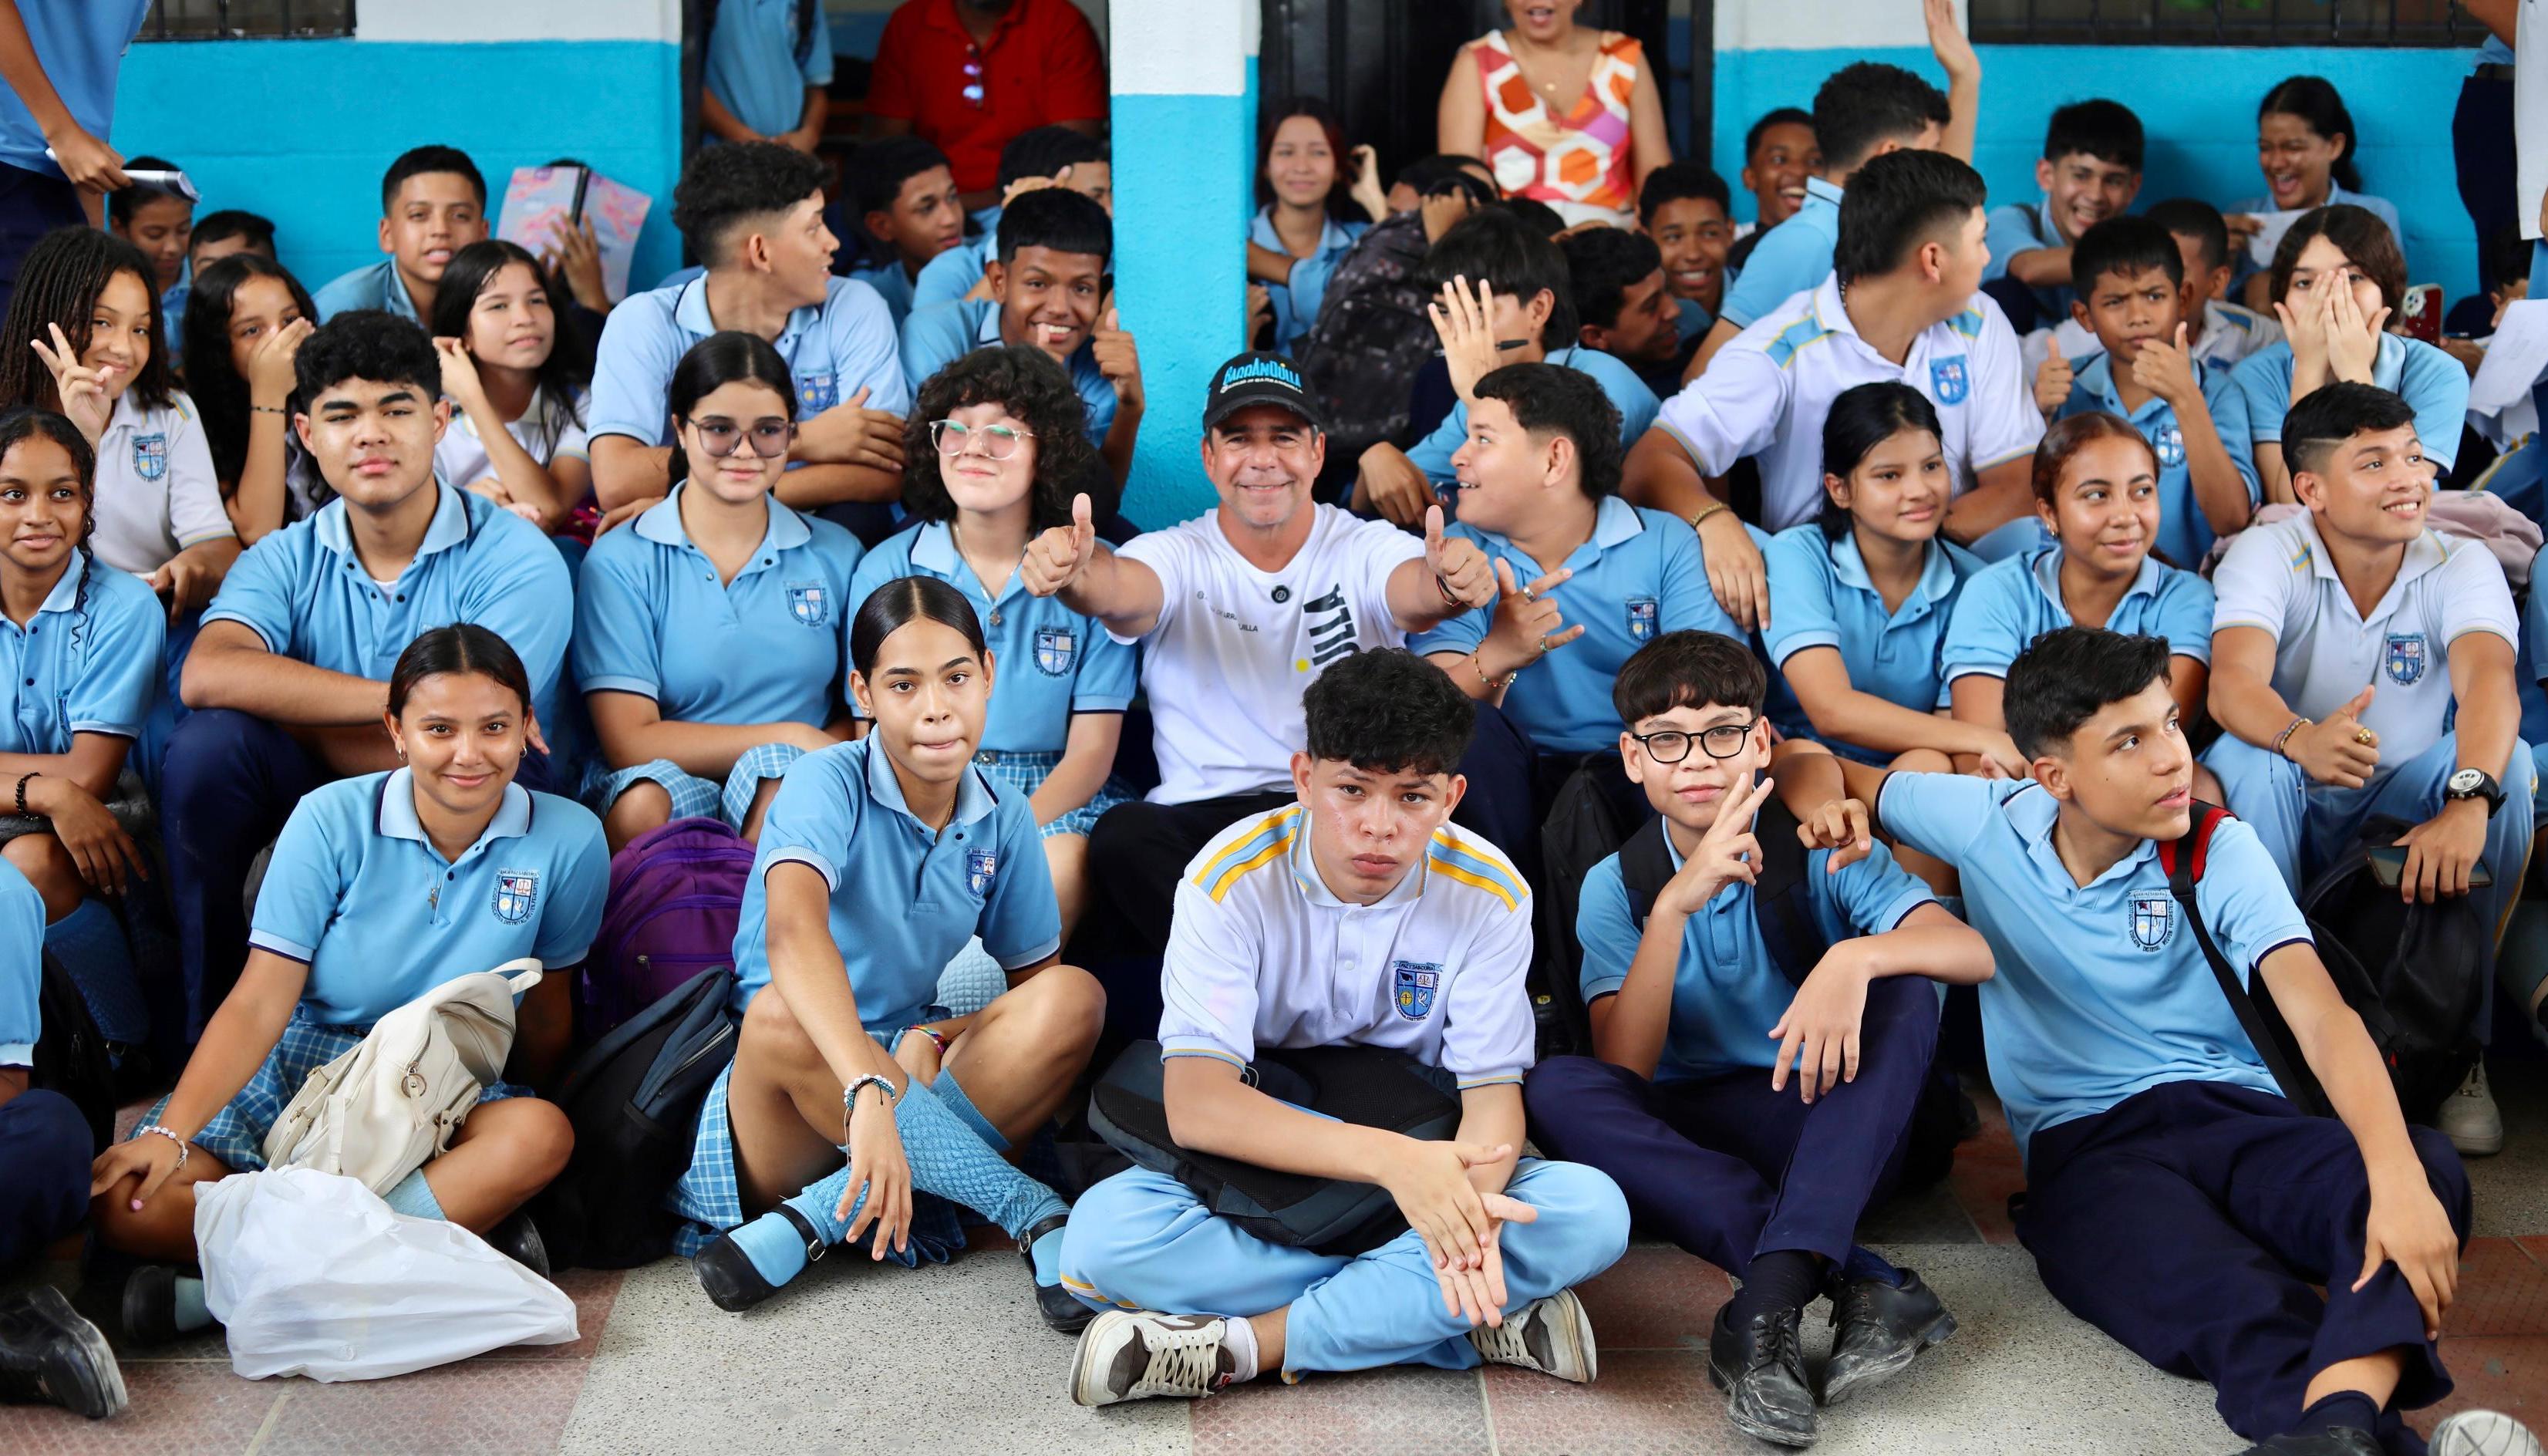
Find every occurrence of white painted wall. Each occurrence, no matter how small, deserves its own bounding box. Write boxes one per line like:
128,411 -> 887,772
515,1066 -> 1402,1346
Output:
353,0 -> 682,43
1110,0 -> 1242,95
1715,0 -> 1959,52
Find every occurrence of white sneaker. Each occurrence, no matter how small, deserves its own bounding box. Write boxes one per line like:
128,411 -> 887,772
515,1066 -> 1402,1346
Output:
1068,1310 -> 1237,1407
2432,1408 -> 2546,1456
1467,1287 -> 1598,1384
2440,1061 -> 2506,1158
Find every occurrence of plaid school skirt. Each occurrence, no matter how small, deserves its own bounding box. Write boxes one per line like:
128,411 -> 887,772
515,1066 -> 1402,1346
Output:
970,750 -> 1135,839
583,740 -> 809,831
132,1009 -> 525,1173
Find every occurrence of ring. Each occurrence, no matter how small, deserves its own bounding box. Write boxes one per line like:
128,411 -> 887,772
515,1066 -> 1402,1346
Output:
1518,586 -> 1536,602
2355,728 -> 2375,745
1535,637 -> 1551,654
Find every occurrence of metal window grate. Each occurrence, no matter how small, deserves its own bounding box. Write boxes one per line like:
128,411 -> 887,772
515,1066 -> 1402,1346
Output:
1968,0 -> 2471,46
140,0 -> 356,41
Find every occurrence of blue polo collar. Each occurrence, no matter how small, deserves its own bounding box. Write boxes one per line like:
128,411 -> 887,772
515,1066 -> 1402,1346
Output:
1827,528 -> 1962,610
864,737 -> 998,831
1802,176 -> 1845,211
2006,780 -> 2156,891
373,767 -> 534,856
314,479 -> 470,568
2027,541 -> 2165,611
29,550 -> 89,618
633,484 -> 812,560
672,273 -> 823,350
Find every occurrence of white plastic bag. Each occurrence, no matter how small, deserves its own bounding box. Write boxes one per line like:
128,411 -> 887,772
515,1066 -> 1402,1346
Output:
194,1167 -> 578,1380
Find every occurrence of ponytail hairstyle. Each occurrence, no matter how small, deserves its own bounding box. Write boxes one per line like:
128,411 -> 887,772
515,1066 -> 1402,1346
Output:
0,407 -> 101,632
0,228 -> 174,414
386,623 -> 534,723
428,239 -> 593,460
2259,75 -> 2363,194
181,252 -> 318,491
849,575 -> 989,680
666,331 -> 797,489
2031,410 -> 2159,509
1816,382 -> 1942,541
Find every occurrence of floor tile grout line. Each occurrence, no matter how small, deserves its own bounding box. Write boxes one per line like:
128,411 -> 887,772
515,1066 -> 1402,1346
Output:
239,1387 -> 291,1456
1476,1367 -> 1501,1456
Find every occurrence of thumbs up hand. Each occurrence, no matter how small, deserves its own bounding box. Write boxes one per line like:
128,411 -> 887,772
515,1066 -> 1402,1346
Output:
2287,684 -> 2380,789
1424,504 -> 1495,610
1022,492 -> 1099,598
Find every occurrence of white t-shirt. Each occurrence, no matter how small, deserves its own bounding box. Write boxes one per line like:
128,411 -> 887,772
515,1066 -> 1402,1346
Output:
1115,504 -> 1424,804
2211,511 -> 2519,765
93,389 -> 233,575
2521,0 -> 2546,242
433,386 -> 592,494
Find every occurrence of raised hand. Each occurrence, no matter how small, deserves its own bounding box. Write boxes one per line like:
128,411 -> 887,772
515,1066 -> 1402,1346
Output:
1653,773 -> 1773,918
1923,0 -> 1980,80
2324,279 -> 2391,385
1795,795 -> 1874,873
244,316 -> 313,410
1424,505 -> 1495,608
1430,275 -> 1503,404
432,335 -> 487,410
1349,143 -> 1389,223
2128,324 -> 2201,410
2289,685 -> 2380,789
1092,308 -> 1144,410
29,323 -> 113,444
2275,281 -> 2334,381
1478,558 -> 1583,681
2033,350 -> 2075,417
1021,492 -> 1099,597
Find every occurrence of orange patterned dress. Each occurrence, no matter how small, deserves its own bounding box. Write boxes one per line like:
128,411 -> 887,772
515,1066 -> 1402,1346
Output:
1472,29 -> 1644,222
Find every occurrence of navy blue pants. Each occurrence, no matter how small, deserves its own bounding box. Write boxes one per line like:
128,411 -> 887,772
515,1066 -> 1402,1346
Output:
0,164 -> 82,324
2017,1080 -> 2472,1446
1522,972 -> 1940,1275
0,1089 -> 92,1268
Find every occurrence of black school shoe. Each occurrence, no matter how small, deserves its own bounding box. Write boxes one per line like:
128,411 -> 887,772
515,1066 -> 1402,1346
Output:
690,1205 -> 824,1313
484,1210 -> 551,1278
1708,1302 -> 1817,1448
0,1286 -> 127,1420
1819,1268 -> 1956,1407
2232,1429 -> 2385,1456
1023,1213 -> 1093,1334
118,1262 -> 191,1346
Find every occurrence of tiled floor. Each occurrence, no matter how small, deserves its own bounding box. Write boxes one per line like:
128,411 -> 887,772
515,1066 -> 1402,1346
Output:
11,1074 -> 2548,1455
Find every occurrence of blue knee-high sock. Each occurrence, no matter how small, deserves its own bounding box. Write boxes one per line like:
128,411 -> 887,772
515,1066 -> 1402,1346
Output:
47,898 -> 144,1045
381,1168 -> 444,1221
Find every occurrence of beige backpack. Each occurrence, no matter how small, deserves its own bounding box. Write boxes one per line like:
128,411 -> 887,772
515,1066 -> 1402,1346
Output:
261,960 -> 543,1194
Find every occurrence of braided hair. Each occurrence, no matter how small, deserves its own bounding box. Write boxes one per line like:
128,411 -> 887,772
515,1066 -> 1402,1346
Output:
0,408 -> 103,646
0,228 -> 174,416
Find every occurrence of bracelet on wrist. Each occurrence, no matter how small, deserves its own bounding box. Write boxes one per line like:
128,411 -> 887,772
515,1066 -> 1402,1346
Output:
250,403 -> 288,416
1434,571 -> 1462,608
134,1124 -> 190,1171
901,1024 -> 949,1057
15,771 -> 35,817
1688,502 -> 1731,533
1471,652 -> 1516,691
2273,715 -> 2310,760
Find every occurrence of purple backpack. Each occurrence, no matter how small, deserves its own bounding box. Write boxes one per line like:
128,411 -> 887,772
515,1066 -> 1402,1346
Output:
581,817 -> 755,1041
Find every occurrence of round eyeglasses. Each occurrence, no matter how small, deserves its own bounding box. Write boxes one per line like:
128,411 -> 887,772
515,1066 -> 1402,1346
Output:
1629,718 -> 1759,763
931,419 -> 1035,460
687,417 -> 795,460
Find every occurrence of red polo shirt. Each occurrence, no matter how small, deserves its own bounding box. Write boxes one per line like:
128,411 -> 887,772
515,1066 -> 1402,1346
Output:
867,0 -> 1108,194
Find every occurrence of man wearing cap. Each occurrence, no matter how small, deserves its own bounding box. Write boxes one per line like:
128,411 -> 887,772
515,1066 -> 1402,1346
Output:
1022,352 -> 1499,1033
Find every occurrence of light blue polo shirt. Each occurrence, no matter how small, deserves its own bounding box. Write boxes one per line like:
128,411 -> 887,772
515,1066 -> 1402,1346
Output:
248,769 -> 608,1027
312,260 -> 420,325
2055,351 -> 2260,571
1878,773 -> 2307,1159
1406,345 -> 1660,488
704,0 -> 834,139
588,273 -> 909,447
911,236 -> 994,314
898,298 -> 1117,444
1673,296 -> 1711,346
0,0 -> 150,176
1943,545 -> 2214,686
1981,197 -> 2074,322
1761,525 -> 1980,761
731,739 -> 1060,1024
0,553 -> 163,753
574,487 -> 861,731
2230,332 -> 2469,473
0,859 -> 42,1067
1409,497 -> 1730,754
848,521 -> 1134,753
848,258 -> 918,328
1250,207 -> 1370,354
2229,185 -> 2403,261
1576,829 -> 1934,1083
204,481 -> 576,734
1716,176 -> 1842,331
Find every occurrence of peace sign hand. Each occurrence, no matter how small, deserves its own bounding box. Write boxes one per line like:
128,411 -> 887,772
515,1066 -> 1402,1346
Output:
1656,773 -> 1773,918
29,323 -> 113,445
1424,505 -> 1495,609
1021,492 -> 1099,598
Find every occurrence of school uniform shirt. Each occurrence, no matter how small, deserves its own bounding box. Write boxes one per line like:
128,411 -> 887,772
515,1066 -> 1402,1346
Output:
1878,773 -> 2307,1158
204,480 -> 577,736
2229,186 -> 2404,258
1409,497 -> 1731,753
730,738 -> 1059,1023
1943,545 -> 2214,689
2211,510 -> 2517,767
1576,829 -> 1934,1083
1761,525 -> 1980,760
1118,505 -> 1424,805
588,273 -> 909,449
847,520 -> 1134,751
93,389 -> 233,576
1161,804 -> 1535,1089
311,259 -> 419,325
898,298 -> 1117,445
704,0 -> 834,140
1715,176 -> 1842,332
909,236 -> 993,315
433,386 -> 592,494
248,769 -> 605,1026
0,1 -> 150,177
0,859 -> 44,1067
574,487 -> 859,732
2193,300 -> 2283,369
2230,333 -> 2470,474
1252,208 -> 1371,355
1654,276 -> 2044,533
846,258 -> 918,329
0,552 -> 163,755
1404,345 -> 1660,488
1673,295 -> 1711,346
2053,352 -> 2260,571
1981,197 -> 2078,322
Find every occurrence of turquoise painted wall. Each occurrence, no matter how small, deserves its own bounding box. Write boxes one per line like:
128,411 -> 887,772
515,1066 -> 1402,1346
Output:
110,39 -> 686,304
1710,44 -> 2484,305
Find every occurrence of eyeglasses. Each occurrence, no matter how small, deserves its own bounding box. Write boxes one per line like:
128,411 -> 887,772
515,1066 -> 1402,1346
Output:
931,419 -> 1033,460
687,417 -> 795,459
1630,719 -> 1759,763
960,50 -> 986,110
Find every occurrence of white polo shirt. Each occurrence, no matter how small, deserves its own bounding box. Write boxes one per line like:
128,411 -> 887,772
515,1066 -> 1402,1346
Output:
1653,276 -> 2042,532
93,389 -> 234,575
1158,803 -> 1536,1089
1115,504 -> 1423,805
2211,511 -> 2518,766
433,386 -> 592,491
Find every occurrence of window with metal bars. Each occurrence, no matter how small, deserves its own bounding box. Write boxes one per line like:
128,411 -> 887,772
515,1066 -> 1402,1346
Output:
1967,0 -> 2474,46
138,0 -> 355,41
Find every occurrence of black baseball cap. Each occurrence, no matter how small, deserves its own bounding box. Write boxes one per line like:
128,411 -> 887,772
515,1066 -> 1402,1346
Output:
1200,351 -> 1326,435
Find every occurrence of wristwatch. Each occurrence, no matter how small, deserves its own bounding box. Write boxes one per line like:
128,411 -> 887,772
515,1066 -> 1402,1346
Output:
2444,768 -> 2505,817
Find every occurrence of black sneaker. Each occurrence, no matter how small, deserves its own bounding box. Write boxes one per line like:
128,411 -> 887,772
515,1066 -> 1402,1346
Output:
1021,1213 -> 1092,1334
1820,1269 -> 1955,1407
484,1209 -> 552,1278
1707,1302 -> 1816,1448
690,1205 -> 822,1313
118,1262 -> 190,1346
0,1286 -> 127,1420
2232,1430 -> 2385,1455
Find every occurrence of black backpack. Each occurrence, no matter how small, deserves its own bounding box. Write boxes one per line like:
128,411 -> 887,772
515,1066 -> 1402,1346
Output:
1088,1041 -> 1462,1255
2160,803 -> 2484,1124
531,965 -> 740,1270
32,950 -> 115,1154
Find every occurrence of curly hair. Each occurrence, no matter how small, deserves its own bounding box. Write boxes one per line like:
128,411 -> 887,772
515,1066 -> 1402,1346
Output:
671,141 -> 829,265
0,228 -> 173,415
294,310 -> 440,403
1303,648 -> 1476,778
900,346 -> 1104,531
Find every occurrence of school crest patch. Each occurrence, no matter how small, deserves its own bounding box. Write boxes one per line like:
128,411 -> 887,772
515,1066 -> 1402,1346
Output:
786,581 -> 828,627
1392,959 -> 1441,1020
2385,632 -> 2427,686
2128,891 -> 2174,951
2155,424 -> 2186,467
1626,598 -> 1658,643
966,848 -> 997,897
493,869 -> 539,925
132,433 -> 167,483
798,371 -> 839,413
1035,626 -> 1075,676
1929,356 -> 1970,406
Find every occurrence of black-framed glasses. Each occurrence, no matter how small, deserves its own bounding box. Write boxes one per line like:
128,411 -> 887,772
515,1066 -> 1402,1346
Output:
930,418 -> 1034,460
1630,718 -> 1758,763
687,416 -> 794,460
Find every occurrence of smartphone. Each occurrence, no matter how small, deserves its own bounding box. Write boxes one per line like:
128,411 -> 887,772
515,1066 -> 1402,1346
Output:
2398,283 -> 2442,346
2368,844 -> 2492,889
